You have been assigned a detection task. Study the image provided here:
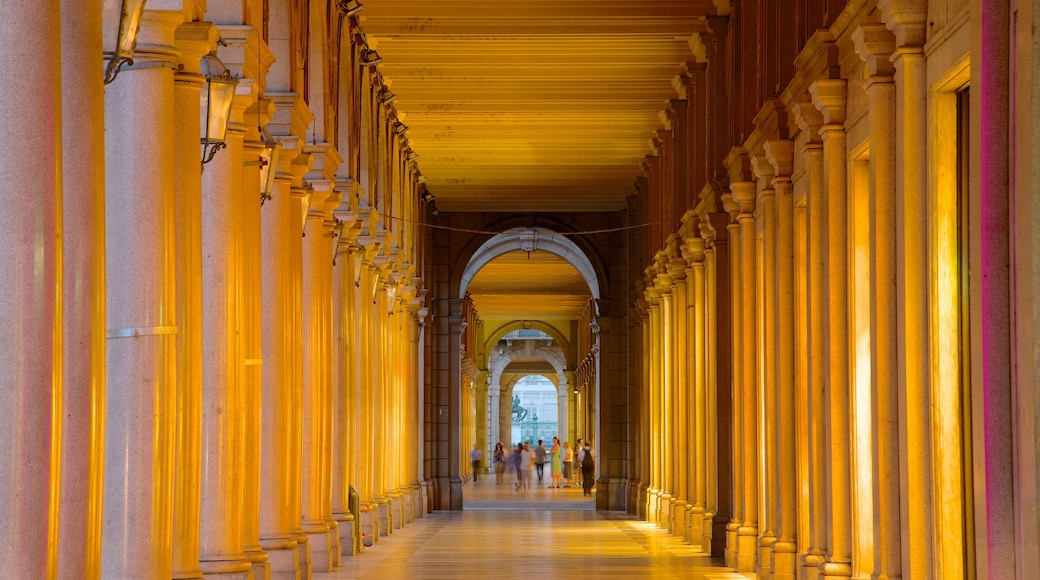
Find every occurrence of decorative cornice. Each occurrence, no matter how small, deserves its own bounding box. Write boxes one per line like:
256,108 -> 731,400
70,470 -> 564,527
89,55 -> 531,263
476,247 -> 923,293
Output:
877,0 -> 928,48
764,139 -> 794,179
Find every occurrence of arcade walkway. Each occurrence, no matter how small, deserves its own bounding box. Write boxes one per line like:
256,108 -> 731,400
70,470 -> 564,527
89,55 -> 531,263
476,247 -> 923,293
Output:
316,481 -> 745,579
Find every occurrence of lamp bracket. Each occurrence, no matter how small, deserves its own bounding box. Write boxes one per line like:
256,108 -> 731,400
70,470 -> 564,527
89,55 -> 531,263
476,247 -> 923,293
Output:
104,55 -> 133,84
202,141 -> 227,166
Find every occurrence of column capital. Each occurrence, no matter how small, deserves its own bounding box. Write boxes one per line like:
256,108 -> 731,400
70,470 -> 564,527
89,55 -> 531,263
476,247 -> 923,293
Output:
809,79 -> 847,126
682,236 -> 706,266
268,92 -> 314,140
764,139 -> 794,180
877,0 -> 928,48
852,22 -> 896,79
730,181 -> 756,215
721,192 -> 741,220
793,96 -> 824,146
750,153 -> 774,185
304,143 -> 344,184
174,21 -> 218,74
724,147 -> 752,184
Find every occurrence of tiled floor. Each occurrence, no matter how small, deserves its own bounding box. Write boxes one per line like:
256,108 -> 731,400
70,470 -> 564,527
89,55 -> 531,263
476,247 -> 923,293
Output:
316,477 -> 748,579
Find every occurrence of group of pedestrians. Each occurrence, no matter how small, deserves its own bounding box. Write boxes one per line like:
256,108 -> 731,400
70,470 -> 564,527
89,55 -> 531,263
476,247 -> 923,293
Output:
484,437 -> 595,495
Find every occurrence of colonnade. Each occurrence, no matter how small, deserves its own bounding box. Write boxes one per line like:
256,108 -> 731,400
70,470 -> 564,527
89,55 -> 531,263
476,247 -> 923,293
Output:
0,2 -> 428,578
634,1 -> 1030,578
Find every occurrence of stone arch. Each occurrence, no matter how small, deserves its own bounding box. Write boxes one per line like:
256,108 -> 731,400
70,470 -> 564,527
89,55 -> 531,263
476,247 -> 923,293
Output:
486,341 -> 571,452
458,227 -> 602,314
483,320 -> 571,362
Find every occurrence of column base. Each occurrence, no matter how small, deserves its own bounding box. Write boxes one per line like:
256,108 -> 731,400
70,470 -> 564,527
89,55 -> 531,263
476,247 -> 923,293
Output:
819,559 -> 852,579
700,510 -> 714,554
402,490 -> 414,524
303,525 -> 332,573
689,505 -> 705,547
334,513 -> 356,558
670,499 -> 687,537
360,505 -> 379,546
292,533 -> 311,580
736,525 -> 759,573
758,533 -> 777,579
799,553 -> 824,580
419,481 -> 430,515
325,519 -> 340,568
725,520 -> 741,568
658,493 -> 672,528
244,547 -> 270,580
771,540 -> 797,580
376,499 -> 392,536
198,557 -> 252,580
260,537 -> 299,580
390,495 -> 403,530
646,487 -> 659,523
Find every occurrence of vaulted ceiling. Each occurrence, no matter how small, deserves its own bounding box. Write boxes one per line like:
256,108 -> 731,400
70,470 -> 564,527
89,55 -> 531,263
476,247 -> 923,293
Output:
360,0 -> 722,343
361,0 -> 723,213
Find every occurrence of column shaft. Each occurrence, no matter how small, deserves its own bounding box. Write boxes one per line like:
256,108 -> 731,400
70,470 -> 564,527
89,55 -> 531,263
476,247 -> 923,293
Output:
724,209 -> 743,568
0,1 -> 62,576
101,11 -> 182,578
58,0 -> 105,577
691,240 -> 708,549
734,181 -> 759,573
755,160 -> 778,577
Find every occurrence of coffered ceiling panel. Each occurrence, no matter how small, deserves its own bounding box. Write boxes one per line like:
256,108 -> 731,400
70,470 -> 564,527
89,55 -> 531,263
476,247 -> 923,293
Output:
361,0 -> 718,212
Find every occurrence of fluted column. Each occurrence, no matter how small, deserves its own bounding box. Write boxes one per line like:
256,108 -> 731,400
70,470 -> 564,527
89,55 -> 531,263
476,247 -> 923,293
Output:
58,0 -> 105,577
169,21 -> 216,580
0,1 -> 62,576
722,192 -> 743,569
259,135 -> 303,578
732,178 -> 759,574
878,4 -> 933,577
811,78 -> 852,580
101,10 -> 182,578
794,97 -> 827,580
854,23 -> 902,580
198,78 -> 252,580
300,185 -> 338,572
766,139 -> 797,580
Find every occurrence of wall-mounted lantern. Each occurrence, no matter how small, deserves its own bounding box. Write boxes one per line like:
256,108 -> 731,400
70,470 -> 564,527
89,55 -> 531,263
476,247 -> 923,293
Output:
200,52 -> 239,167
103,0 -> 149,84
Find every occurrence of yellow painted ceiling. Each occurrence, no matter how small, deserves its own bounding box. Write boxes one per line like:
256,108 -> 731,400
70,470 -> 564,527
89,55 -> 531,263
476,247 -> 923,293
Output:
361,0 -> 719,213
361,1 -> 718,333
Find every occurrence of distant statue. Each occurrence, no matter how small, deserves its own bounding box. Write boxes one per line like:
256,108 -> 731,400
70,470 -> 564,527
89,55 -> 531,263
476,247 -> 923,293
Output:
512,394 -> 528,422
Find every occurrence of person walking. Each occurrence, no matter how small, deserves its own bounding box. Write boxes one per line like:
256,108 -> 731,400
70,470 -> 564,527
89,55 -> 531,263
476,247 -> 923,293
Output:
580,441 -> 595,496
492,442 -> 506,483
534,440 -> 547,485
548,436 -> 562,488
470,444 -> 483,483
511,444 -> 524,491
574,438 -> 584,489
520,442 -> 536,492
562,441 -> 574,487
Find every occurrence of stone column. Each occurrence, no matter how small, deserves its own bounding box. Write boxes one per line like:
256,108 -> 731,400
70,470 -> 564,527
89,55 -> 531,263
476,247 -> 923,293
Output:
101,10 -> 182,579
169,21 -> 216,580
878,3 -> 933,577
260,92 -> 310,578
853,23 -> 902,580
58,0 -> 105,577
732,178 -> 759,574
0,1 -> 61,576
289,176 -> 312,576
752,154 -> 777,577
794,97 -> 827,580
667,248 -> 689,539
811,78 -> 852,580
197,76 -> 252,580
722,192 -> 743,568
686,235 -> 707,548
300,185 -> 337,571
658,271 -> 675,529
766,139 -> 797,580
645,287 -> 662,522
